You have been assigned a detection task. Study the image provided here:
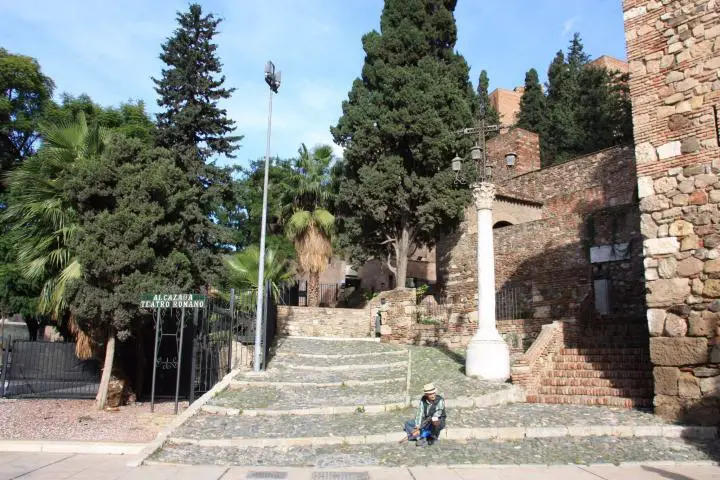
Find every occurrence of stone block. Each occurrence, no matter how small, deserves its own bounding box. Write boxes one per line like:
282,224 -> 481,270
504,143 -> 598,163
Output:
654,367 -> 680,395
678,179 -> 696,194
679,374 -> 702,398
646,268 -> 659,281
665,70 -> 685,83
638,176 -> 655,198
664,313 -> 688,337
644,237 -> 680,256
640,195 -> 671,213
705,259 -> 720,273
689,311 -> 718,337
699,376 -> 720,395
648,309 -> 667,336
636,142 -> 658,164
677,257 -> 704,277
704,279 -> 720,297
692,278 -> 704,295
685,165 -> 707,177
654,176 -> 678,194
681,234 -> 700,251
650,337 -> 708,366
658,257 -> 678,278
710,190 -> 720,203
647,278 -> 691,307
669,219 -> 694,236
689,190 -> 708,205
705,234 -> 720,249
696,174 -> 720,188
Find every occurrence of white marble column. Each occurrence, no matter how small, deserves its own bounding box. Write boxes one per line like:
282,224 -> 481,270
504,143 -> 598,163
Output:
465,182 -> 510,380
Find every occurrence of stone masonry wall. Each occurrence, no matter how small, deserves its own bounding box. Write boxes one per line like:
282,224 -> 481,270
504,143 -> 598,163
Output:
624,0 -> 720,423
277,306 -> 372,338
437,147 -> 643,322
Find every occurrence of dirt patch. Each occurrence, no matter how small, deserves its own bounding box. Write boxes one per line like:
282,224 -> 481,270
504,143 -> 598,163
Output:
0,398 -> 188,442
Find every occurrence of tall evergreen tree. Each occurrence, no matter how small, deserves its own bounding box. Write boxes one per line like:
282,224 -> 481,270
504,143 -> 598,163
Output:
516,68 -> 546,136
152,3 -> 242,287
477,70 -> 499,126
331,0 -> 476,288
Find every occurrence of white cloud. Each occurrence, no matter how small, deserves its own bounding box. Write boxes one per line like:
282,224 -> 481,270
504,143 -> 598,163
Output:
562,17 -> 580,36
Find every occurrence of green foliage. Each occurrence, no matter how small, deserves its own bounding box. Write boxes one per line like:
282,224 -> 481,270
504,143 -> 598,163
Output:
516,68 -> 546,137
0,48 -> 54,177
477,70 -> 500,126
2,113 -> 106,319
153,3 -> 242,287
66,134 -> 195,341
533,33 -> 633,166
331,0 -> 476,288
223,245 -> 294,300
415,283 -> 429,302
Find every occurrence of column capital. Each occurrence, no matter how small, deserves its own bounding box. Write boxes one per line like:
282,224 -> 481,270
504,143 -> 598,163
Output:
472,182 -> 495,210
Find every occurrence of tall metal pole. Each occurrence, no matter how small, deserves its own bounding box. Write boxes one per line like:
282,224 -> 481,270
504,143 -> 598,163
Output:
254,88 -> 274,373
150,308 -> 161,413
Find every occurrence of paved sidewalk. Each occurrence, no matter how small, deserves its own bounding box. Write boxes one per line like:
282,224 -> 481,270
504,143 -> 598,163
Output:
1,453 -> 719,479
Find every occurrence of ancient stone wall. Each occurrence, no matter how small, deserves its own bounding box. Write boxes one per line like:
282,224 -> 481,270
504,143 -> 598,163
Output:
437,147 -> 644,324
624,0 -> 720,423
276,306 -> 372,338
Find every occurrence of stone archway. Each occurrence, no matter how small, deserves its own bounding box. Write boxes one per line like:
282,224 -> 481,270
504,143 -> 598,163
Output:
493,220 -> 514,229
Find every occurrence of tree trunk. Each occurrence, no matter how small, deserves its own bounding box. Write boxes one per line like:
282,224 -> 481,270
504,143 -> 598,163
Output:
394,227 -> 411,289
96,330 -> 116,410
308,272 -> 321,307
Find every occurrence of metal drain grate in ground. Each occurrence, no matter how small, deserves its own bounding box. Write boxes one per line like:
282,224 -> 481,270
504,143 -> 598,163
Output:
311,473 -> 371,480
246,472 -> 289,479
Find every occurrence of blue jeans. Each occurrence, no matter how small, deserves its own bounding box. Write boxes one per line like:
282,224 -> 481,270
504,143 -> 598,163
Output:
404,419 -> 445,440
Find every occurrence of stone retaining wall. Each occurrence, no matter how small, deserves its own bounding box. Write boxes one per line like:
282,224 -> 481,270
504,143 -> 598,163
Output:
624,0 -> 720,424
276,306 -> 372,338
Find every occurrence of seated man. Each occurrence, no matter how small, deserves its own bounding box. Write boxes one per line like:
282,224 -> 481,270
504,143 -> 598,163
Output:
403,383 -> 446,446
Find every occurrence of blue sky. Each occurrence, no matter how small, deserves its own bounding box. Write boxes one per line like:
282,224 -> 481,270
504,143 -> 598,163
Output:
0,0 -> 626,169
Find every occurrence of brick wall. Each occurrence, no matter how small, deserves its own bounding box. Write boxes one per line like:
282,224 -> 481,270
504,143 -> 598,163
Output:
588,55 -> 630,73
487,128 -> 541,184
624,0 -> 720,424
489,88 -> 523,125
276,306 -> 372,338
437,147 -> 645,325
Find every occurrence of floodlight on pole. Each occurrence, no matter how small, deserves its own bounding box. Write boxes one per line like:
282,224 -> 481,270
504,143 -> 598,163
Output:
254,60 -> 281,372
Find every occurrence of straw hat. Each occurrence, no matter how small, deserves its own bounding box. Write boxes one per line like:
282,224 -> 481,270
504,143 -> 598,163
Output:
423,383 -> 437,395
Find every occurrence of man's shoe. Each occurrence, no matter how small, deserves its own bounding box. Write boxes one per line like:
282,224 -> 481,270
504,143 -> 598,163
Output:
416,438 -> 427,447
427,437 -> 435,446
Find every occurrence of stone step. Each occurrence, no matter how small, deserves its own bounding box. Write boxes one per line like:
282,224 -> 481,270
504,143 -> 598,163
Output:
553,354 -> 649,363
270,353 -> 408,370
551,361 -> 653,371
537,385 -> 652,397
150,434 -> 720,467
559,347 -> 648,355
171,403 -> 676,443
526,394 -> 652,408
541,377 -> 653,389
206,381 -> 408,412
272,337 -> 406,357
234,366 -> 408,386
550,369 -> 652,379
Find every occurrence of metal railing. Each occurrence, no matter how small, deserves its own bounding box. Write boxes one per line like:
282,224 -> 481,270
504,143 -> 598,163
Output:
1,339 -> 101,399
496,285 -> 531,320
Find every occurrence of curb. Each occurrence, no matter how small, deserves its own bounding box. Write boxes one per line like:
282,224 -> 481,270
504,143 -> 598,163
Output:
230,377 -> 406,388
274,350 -> 407,359
275,361 -> 408,371
200,385 -> 525,416
0,441 -> 147,455
127,367 -> 241,468
165,424 -> 719,448
278,336 -> 380,342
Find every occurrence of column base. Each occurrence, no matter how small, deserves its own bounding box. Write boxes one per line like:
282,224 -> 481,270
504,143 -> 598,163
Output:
465,330 -> 510,381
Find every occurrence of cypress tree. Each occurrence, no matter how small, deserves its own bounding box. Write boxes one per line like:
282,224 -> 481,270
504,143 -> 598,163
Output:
152,4 -> 242,287
516,68 -> 546,136
331,0 -> 476,288
477,70 -> 500,125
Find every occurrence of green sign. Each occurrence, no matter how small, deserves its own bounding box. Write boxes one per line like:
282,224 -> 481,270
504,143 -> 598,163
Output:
140,293 -> 207,309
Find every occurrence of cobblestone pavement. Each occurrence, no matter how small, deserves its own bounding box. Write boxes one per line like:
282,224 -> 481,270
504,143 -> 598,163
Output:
408,346 -> 511,399
237,365 -> 408,384
151,436 -> 720,467
273,338 -> 406,355
207,381 -> 407,410
271,351 -> 407,368
174,404 -> 670,440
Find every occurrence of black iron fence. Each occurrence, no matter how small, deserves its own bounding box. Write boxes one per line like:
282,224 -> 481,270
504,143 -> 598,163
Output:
496,284 -> 531,320
277,281 -> 344,307
1,339 -> 101,399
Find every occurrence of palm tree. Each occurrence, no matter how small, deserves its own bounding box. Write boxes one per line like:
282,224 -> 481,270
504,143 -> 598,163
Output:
224,245 -> 295,301
284,144 -> 335,307
2,112 -> 107,348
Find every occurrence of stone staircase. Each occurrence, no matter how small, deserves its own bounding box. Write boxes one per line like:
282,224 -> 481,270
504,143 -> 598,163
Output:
525,321 -> 654,408
142,336 -> 720,468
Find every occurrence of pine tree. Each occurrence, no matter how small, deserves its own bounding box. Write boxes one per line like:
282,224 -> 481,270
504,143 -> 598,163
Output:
331,0 -> 476,288
516,68 -> 546,136
477,70 -> 500,126
152,3 -> 242,287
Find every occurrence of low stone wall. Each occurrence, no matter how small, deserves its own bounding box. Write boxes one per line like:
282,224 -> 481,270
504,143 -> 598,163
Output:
276,306 -> 372,338
497,318 -> 547,354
